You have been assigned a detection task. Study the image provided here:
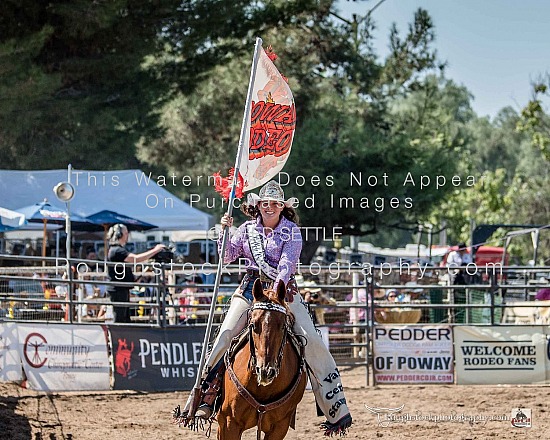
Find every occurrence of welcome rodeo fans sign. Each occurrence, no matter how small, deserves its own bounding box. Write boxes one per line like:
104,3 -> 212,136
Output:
454,326 -> 546,385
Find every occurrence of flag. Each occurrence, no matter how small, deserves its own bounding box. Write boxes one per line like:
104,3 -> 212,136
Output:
213,43 -> 296,201
214,45 -> 296,198
239,45 -> 296,191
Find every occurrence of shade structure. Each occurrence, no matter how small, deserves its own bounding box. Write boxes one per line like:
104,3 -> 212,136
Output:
0,169 -> 212,231
85,210 -> 157,231
85,210 -> 158,258
14,199 -> 95,257
0,206 -> 26,232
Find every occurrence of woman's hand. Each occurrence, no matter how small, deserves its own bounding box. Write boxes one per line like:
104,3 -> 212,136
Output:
153,244 -> 166,254
220,214 -> 233,229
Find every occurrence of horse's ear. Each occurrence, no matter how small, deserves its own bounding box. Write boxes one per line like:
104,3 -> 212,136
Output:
276,280 -> 286,303
252,278 -> 266,301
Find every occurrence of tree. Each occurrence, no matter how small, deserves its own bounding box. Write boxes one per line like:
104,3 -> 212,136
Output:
137,7 -> 477,259
0,0 -> 193,169
466,107 -> 525,178
0,0 -> 322,169
517,79 -> 550,162
427,106 -> 550,264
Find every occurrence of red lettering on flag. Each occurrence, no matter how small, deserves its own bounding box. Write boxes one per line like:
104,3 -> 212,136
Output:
249,100 -> 296,160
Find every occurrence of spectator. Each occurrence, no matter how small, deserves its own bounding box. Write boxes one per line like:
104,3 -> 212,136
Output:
404,268 -> 425,300
446,242 -> 471,323
302,280 -> 335,326
106,224 -> 165,323
178,275 -> 205,324
385,289 -> 399,302
446,242 -> 471,284
535,288 -> 550,301
348,287 -> 369,333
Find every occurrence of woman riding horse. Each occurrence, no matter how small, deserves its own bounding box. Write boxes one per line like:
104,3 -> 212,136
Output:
181,180 -> 352,435
217,279 -> 307,440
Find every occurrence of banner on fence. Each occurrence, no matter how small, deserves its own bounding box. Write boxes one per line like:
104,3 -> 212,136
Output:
109,326 -> 205,391
542,326 -> 550,382
373,325 -> 454,384
17,323 -> 110,391
0,323 -> 24,382
454,326 -> 546,384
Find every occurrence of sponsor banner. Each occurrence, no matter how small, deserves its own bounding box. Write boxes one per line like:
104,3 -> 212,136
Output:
0,323 -> 24,382
109,326 -> 204,391
17,324 -> 110,391
543,327 -> 550,382
454,326 -> 546,385
373,325 -> 454,384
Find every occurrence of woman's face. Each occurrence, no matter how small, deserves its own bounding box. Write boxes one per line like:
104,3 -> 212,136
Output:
258,200 -> 284,223
120,228 -> 129,244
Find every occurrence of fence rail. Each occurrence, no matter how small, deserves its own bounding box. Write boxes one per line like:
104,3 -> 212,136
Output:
1,253 -> 549,384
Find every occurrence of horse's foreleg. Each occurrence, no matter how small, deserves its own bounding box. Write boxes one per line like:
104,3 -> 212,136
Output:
262,418 -> 292,440
217,414 -> 244,440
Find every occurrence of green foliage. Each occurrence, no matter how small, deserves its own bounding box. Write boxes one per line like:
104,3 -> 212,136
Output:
0,0 -> 185,169
428,169 -> 513,245
137,6 -> 475,249
466,107 -> 526,178
517,78 -> 550,162
1,1 -> 547,262
427,107 -> 550,263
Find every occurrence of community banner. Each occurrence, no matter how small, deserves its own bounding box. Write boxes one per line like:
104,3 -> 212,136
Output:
0,322 -> 24,382
17,323 -> 110,391
110,326 -> 205,391
239,45 -> 296,191
454,326 -> 546,384
373,325 -> 454,384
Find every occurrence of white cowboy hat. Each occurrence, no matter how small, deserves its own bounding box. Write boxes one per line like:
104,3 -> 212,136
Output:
302,280 -> 321,293
247,180 -> 299,208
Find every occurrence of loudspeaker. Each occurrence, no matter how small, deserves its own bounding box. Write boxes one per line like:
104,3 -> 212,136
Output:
53,182 -> 75,202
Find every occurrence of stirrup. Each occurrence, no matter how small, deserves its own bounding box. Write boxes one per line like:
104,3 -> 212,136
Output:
320,413 -> 352,436
195,404 -> 213,420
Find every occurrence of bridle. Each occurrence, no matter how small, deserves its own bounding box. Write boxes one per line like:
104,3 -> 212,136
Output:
247,301 -> 289,381
224,299 -> 305,440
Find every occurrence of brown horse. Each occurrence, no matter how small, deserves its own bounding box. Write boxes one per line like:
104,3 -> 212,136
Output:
217,279 -> 307,440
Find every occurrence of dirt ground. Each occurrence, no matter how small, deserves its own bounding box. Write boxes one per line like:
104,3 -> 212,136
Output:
1,367 -> 547,440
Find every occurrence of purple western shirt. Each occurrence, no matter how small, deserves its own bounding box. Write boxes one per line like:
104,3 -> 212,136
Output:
218,216 -> 302,287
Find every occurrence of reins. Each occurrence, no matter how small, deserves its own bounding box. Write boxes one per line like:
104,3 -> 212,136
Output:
225,300 -> 305,440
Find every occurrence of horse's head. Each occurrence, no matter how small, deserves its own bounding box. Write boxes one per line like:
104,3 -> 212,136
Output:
249,279 -> 291,386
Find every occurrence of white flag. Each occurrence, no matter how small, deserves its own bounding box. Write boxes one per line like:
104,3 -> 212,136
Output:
238,46 -> 296,191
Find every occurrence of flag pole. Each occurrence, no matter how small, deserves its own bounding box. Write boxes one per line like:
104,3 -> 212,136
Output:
184,36 -> 263,420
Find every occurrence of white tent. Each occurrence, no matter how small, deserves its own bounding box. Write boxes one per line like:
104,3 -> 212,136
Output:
0,169 -> 212,231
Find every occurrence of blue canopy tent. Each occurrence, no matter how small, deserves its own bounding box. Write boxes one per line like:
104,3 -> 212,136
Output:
85,210 -> 158,256
86,210 -> 157,231
0,169 -> 212,231
14,199 -> 96,257
0,206 -> 26,232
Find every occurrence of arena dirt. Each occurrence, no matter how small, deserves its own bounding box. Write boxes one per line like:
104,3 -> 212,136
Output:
0,367 -> 547,439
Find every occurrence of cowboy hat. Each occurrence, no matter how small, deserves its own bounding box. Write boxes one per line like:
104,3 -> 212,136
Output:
247,180 -> 299,208
302,280 -> 321,293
